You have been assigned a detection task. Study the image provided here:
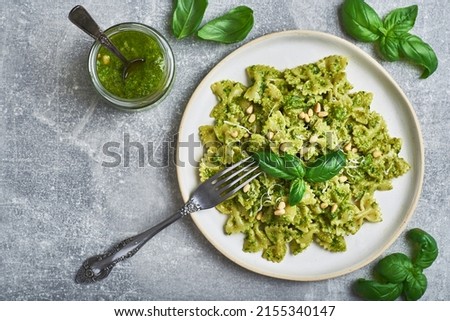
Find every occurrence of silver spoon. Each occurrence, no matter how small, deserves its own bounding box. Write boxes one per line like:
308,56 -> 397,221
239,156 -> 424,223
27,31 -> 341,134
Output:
69,5 -> 145,80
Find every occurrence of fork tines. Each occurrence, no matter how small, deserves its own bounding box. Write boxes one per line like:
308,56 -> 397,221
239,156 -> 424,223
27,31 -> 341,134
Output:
211,157 -> 260,200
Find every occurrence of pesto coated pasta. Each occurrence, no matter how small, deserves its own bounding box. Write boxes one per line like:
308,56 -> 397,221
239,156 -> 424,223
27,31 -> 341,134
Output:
198,55 -> 410,262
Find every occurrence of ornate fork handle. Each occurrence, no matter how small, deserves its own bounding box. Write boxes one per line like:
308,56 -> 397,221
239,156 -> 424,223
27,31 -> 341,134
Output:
75,199 -> 201,284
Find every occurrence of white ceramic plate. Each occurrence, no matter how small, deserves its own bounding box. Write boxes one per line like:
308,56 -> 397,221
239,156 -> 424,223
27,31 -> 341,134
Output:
176,30 -> 423,281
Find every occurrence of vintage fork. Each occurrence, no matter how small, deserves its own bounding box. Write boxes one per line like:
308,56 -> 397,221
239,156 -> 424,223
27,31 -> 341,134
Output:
75,157 -> 260,284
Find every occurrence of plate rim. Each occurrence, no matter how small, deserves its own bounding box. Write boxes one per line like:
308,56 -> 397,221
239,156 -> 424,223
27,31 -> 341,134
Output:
176,29 -> 424,281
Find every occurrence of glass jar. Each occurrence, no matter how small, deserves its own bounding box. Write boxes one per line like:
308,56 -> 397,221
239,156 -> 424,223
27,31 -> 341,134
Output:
88,22 -> 175,111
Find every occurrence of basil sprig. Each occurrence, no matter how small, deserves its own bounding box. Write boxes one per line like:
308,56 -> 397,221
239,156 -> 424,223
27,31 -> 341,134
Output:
353,279 -> 404,301
353,228 -> 438,301
407,228 -> 439,270
253,152 -> 306,180
340,0 -> 438,78
172,1 -> 254,44
289,178 -> 306,207
197,6 -> 254,44
383,5 -> 418,36
303,150 -> 346,183
253,150 -> 346,206
375,253 -> 414,284
399,34 -> 438,79
340,0 -> 382,42
172,0 -> 208,39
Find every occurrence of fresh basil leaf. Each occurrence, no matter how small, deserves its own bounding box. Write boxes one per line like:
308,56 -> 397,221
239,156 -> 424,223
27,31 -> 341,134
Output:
353,279 -> 403,301
340,0 -> 383,42
399,34 -> 438,78
403,268 -> 427,301
379,35 -> 401,61
304,150 -> 346,183
282,154 -> 305,179
407,228 -> 439,269
253,151 -> 297,180
383,5 -> 418,36
375,253 -> 414,283
172,0 -> 208,39
197,6 -> 254,44
289,178 -> 306,206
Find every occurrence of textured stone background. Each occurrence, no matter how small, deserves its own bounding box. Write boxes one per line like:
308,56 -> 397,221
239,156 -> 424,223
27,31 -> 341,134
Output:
1,0 -> 449,300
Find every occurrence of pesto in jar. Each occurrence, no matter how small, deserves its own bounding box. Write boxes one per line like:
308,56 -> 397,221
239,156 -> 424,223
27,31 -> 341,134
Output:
96,30 -> 165,99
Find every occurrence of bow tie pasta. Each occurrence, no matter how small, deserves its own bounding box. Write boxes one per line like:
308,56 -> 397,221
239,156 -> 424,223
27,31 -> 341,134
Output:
198,55 -> 410,262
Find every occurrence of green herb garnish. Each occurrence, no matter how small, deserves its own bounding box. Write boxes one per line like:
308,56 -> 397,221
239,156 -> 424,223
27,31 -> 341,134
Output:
353,228 -> 438,301
303,150 -> 346,183
171,1 -> 254,44
353,279 -> 404,301
407,228 -> 439,270
172,0 -> 208,39
340,0 -> 438,78
340,0 -> 382,42
197,6 -> 254,44
253,150 -> 346,206
398,34 -> 438,79
375,253 -> 414,284
288,178 -> 306,207
252,151 -> 302,181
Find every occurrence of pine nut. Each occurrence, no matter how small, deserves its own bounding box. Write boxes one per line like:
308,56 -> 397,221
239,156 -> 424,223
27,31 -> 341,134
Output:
246,105 -> 254,114
331,203 -> 338,213
230,130 -> 238,138
372,150 -> 382,158
320,202 -> 328,209
308,108 -> 313,117
256,212 -> 262,220
266,131 -> 274,140
248,114 -> 256,123
344,142 -> 352,151
274,208 -> 286,216
299,111 -> 306,119
314,102 -> 322,113
279,142 -> 290,152
304,114 -> 310,123
318,111 -> 328,118
243,184 -> 251,193
339,175 -> 348,183
277,201 -> 286,210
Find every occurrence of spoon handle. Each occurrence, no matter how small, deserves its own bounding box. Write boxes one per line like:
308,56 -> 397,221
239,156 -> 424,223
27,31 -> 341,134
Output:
68,5 -> 129,64
68,5 -> 102,40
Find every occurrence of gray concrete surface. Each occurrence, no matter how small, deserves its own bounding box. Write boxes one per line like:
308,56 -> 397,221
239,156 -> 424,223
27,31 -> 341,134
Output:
1,0 -> 449,300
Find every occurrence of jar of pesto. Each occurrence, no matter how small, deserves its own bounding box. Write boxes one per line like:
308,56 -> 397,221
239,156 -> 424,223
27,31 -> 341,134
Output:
88,23 -> 175,111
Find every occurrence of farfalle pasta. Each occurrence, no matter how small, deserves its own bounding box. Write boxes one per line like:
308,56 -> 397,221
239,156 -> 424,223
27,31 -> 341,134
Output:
198,55 -> 410,262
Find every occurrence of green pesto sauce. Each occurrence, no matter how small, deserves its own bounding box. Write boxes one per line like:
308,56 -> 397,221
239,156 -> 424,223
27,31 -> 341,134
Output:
96,30 -> 165,99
